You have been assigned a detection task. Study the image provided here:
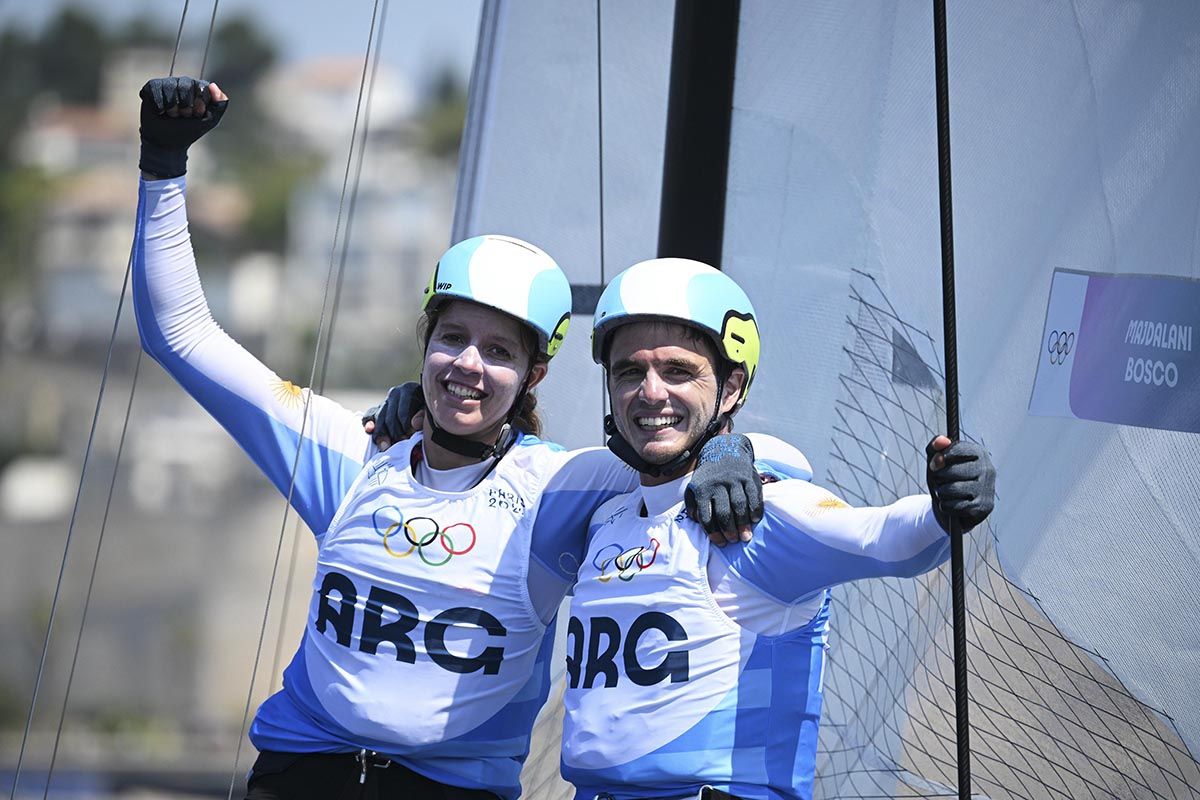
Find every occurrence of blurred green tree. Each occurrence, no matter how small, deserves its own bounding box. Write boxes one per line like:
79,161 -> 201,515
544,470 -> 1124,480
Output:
236,153 -> 322,253
201,13 -> 314,252
204,14 -> 278,165
35,7 -> 109,103
206,15 -> 277,100
113,16 -> 175,50
420,65 -> 468,161
0,28 -> 37,160
0,165 -> 52,292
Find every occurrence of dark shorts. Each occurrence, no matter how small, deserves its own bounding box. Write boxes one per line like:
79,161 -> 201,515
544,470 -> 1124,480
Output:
244,750 -> 501,800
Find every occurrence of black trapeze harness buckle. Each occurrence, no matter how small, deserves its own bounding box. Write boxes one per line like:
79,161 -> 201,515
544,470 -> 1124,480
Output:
698,788 -> 740,800
356,749 -> 392,784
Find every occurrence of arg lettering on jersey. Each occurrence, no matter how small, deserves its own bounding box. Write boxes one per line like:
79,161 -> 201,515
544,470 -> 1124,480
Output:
565,612 -> 689,689
316,571 -> 507,674
1029,269 -> 1200,433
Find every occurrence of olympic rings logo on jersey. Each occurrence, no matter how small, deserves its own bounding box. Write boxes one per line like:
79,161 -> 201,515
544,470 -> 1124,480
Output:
371,506 -> 477,567
1047,330 -> 1075,365
593,538 -> 660,583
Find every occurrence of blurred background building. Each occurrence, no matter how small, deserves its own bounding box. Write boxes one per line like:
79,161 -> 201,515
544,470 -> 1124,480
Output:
0,2 -> 479,795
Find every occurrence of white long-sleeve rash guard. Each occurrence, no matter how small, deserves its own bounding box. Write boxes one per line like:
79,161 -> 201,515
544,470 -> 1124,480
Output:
604,461 -> 948,637
562,463 -> 948,800
131,176 -> 650,622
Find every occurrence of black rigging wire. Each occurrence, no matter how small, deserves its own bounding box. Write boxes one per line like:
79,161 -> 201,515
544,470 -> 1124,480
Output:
314,10 -> 387,397
8,3 -> 196,796
41,356 -> 145,800
596,0 -> 606,290
596,0 -> 608,440
198,0 -> 220,78
266,522 -> 305,693
930,0 -> 971,797
266,0 -> 390,694
8,261 -> 142,800
223,3 -> 387,796
168,0 -> 190,76
10,1 -> 383,794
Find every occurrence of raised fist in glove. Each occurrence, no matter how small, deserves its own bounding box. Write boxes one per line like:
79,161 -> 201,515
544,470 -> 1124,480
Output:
139,76 -> 228,178
926,435 -> 996,534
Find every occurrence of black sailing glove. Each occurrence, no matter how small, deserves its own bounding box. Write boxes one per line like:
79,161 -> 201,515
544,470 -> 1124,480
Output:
685,433 -> 764,537
925,438 -> 996,534
361,382 -> 425,449
139,76 -> 228,178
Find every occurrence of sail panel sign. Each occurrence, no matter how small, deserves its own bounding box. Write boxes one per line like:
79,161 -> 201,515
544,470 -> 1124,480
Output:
1030,268 -> 1200,432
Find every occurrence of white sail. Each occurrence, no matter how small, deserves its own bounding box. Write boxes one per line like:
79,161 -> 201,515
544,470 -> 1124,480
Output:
724,4 -> 1200,796
456,1 -> 1200,797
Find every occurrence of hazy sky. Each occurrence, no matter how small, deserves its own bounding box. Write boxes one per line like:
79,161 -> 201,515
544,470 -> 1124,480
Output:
0,0 -> 484,87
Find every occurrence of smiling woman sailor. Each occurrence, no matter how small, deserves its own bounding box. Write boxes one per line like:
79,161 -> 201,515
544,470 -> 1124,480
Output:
130,76 -> 773,800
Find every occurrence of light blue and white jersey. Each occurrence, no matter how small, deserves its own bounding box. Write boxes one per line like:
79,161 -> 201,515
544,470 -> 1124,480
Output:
251,434 -> 589,794
562,474 -> 948,800
131,177 -> 637,798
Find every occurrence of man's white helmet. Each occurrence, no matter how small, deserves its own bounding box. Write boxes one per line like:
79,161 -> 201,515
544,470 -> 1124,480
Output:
591,258 -> 760,408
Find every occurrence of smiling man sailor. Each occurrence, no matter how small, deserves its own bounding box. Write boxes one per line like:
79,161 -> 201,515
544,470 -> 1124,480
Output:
560,258 -> 997,800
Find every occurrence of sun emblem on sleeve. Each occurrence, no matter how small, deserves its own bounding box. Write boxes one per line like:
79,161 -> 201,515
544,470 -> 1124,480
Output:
813,495 -> 851,514
271,378 -> 307,409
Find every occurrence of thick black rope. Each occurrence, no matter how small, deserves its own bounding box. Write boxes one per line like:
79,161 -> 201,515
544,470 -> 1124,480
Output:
224,4 -> 386,796
8,4 -> 194,796
932,0 -> 971,797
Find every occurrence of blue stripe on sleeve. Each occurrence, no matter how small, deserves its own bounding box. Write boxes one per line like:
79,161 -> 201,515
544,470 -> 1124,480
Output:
720,513 -> 950,605
132,182 -> 360,533
755,457 -> 813,482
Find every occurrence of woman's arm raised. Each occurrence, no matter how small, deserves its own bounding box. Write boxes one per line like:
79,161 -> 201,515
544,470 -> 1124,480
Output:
132,78 -> 373,535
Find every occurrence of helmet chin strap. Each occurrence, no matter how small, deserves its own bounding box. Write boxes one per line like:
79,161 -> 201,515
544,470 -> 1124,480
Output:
428,417 -> 514,460
603,364 -> 731,478
424,371 -> 535,461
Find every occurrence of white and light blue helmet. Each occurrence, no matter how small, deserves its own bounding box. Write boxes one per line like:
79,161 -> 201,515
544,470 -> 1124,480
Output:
422,235 -> 572,360
591,258 -> 761,408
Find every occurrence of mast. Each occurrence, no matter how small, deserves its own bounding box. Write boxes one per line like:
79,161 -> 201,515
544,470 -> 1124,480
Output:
931,0 -> 972,796
657,0 -> 740,263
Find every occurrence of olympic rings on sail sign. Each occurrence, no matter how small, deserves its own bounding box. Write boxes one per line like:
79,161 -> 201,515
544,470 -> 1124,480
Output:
371,506 -> 477,566
594,538 -> 660,583
1047,330 -> 1075,365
